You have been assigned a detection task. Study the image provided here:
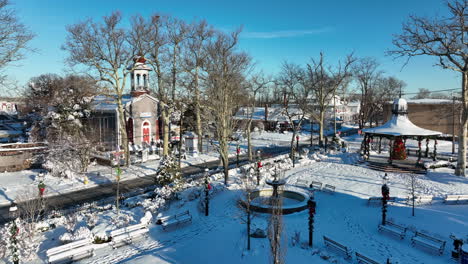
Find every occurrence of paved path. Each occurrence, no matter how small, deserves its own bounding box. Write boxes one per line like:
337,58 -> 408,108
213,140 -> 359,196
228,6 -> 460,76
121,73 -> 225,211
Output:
0,144 -> 297,224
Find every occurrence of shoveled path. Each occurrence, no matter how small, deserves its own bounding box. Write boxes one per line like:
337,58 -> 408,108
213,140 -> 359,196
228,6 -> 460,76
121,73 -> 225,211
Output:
0,144 -> 301,224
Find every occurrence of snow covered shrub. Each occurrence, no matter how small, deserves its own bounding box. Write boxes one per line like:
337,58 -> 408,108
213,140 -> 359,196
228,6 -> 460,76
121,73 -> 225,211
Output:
111,213 -> 134,228
155,156 -> 183,186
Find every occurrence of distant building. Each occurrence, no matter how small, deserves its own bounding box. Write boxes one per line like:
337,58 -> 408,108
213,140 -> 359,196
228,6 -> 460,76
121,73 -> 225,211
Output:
88,56 -> 160,151
382,99 -> 461,136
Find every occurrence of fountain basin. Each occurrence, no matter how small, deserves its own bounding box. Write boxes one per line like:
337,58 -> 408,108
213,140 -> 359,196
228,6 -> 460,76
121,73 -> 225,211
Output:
249,189 -> 309,214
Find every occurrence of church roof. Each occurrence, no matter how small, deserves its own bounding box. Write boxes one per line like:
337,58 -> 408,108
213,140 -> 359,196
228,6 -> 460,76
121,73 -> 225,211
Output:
362,98 -> 442,137
91,93 -> 158,112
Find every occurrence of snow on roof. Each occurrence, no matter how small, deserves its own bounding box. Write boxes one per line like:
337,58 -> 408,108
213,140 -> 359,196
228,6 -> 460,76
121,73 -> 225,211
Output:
234,106 -> 304,122
388,99 -> 453,104
91,94 -> 157,112
363,98 -> 442,137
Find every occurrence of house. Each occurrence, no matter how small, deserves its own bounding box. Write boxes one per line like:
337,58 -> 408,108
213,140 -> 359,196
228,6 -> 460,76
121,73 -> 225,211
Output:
0,99 -> 26,143
88,56 -> 160,151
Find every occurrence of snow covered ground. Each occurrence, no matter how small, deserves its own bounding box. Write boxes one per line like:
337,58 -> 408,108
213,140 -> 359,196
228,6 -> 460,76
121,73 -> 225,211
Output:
0,131 -> 303,206
1,132 -> 467,264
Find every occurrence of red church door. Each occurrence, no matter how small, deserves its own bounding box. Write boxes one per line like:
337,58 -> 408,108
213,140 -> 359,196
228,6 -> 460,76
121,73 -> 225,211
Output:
142,121 -> 151,143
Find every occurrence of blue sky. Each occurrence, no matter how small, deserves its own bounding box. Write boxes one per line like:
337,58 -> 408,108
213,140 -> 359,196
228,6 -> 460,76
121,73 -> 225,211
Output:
4,0 -> 460,95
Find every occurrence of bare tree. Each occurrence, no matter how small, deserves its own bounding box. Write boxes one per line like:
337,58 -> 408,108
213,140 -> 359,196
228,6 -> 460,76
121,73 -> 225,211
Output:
245,73 -> 270,161
63,12 -> 135,165
129,14 -> 172,157
352,57 -> 383,129
389,0 -> 468,176
268,189 -> 286,264
237,171 -> 256,251
0,0 -> 34,84
304,53 -> 355,145
412,88 -> 431,99
405,173 -> 421,217
183,20 -> 214,153
277,62 -> 307,158
205,29 -> 251,185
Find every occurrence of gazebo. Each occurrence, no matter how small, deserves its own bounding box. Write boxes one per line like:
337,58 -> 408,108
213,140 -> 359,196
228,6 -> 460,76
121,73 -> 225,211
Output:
361,98 -> 442,165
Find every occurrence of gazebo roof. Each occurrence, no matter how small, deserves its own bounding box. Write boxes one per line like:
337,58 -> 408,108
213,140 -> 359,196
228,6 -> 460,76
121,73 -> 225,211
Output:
362,98 -> 442,137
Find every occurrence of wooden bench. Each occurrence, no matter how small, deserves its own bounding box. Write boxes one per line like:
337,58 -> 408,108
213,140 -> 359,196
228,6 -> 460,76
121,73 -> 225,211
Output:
411,231 -> 446,255
322,184 -> 335,193
295,179 -> 310,188
323,236 -> 351,259
109,223 -> 149,249
444,194 -> 468,204
46,238 -> 94,264
407,195 -> 433,205
378,220 -> 407,239
355,252 -> 380,264
158,210 -> 192,230
310,181 -> 322,190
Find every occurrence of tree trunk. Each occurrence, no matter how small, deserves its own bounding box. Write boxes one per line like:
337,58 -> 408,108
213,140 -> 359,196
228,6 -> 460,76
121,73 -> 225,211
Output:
162,108 -> 170,157
290,130 -> 296,159
319,111 -> 325,146
456,72 -> 468,177
247,119 -> 252,161
194,68 -> 203,153
116,99 -> 129,166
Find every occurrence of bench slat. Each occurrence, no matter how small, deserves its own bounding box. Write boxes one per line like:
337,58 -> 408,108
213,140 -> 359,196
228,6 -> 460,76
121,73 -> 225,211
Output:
323,236 -> 351,258
355,252 -> 379,264
46,239 -> 92,257
411,231 -> 445,255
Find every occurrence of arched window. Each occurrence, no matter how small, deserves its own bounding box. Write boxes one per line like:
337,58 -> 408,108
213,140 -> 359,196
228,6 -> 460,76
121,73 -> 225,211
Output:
136,74 -> 141,87
143,74 -> 147,88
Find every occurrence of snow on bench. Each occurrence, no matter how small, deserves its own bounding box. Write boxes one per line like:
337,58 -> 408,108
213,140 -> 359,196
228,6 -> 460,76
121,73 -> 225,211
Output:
444,194 -> 468,204
323,236 -> 351,259
322,184 -> 335,193
367,197 -> 396,206
109,222 -> 149,249
411,231 -> 446,255
46,238 -> 94,264
158,210 -> 192,230
310,181 -> 322,190
110,228 -> 149,249
355,252 -> 380,264
378,220 -> 407,239
407,195 -> 433,205
295,179 -> 310,188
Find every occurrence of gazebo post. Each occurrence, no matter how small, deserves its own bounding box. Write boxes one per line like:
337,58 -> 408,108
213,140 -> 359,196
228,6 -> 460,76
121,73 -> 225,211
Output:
388,138 -> 393,164
425,138 -> 429,158
360,134 -> 366,155
378,137 -> 382,154
417,137 -> 422,163
433,139 -> 438,161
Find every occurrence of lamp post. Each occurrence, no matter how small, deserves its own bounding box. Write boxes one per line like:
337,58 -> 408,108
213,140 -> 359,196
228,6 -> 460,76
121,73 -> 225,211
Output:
204,168 -> 210,216
9,203 -> 19,264
256,150 -> 262,185
307,197 -> 316,247
236,144 -> 240,168
381,173 -> 390,225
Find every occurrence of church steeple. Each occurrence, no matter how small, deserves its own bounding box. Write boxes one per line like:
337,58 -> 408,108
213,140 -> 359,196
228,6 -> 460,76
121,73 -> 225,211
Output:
129,55 -> 152,97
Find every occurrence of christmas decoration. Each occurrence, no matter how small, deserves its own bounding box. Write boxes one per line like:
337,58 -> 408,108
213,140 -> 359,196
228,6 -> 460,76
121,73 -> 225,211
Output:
392,137 -> 407,160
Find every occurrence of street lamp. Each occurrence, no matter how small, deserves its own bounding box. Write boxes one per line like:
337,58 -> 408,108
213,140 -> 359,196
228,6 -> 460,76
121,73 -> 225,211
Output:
307,197 -> 316,247
256,150 -> 262,185
381,173 -> 390,225
204,168 -> 210,216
